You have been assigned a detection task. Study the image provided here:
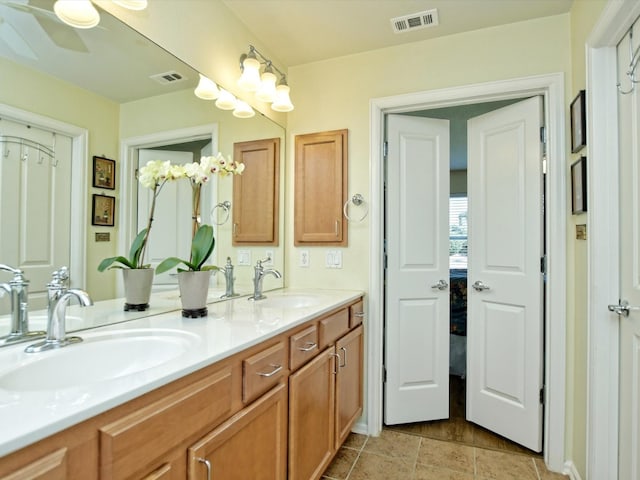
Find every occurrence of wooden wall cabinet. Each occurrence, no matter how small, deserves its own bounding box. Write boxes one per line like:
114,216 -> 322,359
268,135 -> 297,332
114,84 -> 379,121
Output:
232,137 -> 280,245
294,129 -> 348,246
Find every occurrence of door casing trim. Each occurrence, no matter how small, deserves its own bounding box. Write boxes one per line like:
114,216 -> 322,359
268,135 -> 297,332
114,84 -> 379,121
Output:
367,73 -> 566,471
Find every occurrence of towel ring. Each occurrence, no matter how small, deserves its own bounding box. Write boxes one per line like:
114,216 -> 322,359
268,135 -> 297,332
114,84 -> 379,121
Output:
211,200 -> 231,225
343,193 -> 368,222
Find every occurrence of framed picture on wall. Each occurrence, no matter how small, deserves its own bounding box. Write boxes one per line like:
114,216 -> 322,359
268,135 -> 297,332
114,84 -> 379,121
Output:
92,156 -> 116,190
571,156 -> 587,214
570,90 -> 586,153
92,194 -> 115,226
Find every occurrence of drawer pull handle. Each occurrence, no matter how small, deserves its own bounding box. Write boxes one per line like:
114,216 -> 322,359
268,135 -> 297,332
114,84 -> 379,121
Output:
198,458 -> 212,480
298,341 -> 317,352
330,353 -> 340,375
340,346 -> 347,367
353,311 -> 365,317
257,364 -> 283,377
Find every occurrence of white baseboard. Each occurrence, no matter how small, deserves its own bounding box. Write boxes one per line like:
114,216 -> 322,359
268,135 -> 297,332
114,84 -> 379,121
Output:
563,461 -> 583,480
351,419 -> 368,436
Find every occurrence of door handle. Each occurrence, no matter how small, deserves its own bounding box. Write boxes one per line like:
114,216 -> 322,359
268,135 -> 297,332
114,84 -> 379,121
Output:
472,280 -> 491,292
608,300 -> 640,317
431,279 -> 449,291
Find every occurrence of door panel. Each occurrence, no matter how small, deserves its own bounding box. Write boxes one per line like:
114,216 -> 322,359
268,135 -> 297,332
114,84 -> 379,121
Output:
617,27 -> 640,480
0,118 -> 72,312
466,97 -> 543,452
385,114 -> 450,424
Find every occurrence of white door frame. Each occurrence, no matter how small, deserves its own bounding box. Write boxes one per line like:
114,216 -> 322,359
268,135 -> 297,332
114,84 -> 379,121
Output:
118,124 -> 218,296
368,73 -> 567,471
586,1 -> 640,479
0,103 -> 87,287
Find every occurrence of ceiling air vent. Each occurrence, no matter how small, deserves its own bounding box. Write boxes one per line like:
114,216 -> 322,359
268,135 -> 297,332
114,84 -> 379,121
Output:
390,9 -> 439,34
149,71 -> 187,85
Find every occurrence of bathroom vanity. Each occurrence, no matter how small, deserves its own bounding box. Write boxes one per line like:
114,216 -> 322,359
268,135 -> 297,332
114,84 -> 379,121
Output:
0,289 -> 364,480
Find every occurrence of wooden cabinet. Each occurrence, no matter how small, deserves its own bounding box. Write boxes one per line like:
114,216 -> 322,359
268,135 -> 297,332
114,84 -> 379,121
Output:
242,341 -> 287,403
232,137 -> 280,245
187,384 -> 288,480
2,448 -> 68,480
294,129 -> 348,246
289,312 -> 364,480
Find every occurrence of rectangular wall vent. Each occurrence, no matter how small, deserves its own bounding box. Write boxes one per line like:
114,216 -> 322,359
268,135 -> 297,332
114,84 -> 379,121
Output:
150,71 -> 187,85
390,9 -> 439,34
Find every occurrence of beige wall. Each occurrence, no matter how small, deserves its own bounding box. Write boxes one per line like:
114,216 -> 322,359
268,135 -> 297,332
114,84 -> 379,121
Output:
0,57 -> 120,301
567,0 -> 608,477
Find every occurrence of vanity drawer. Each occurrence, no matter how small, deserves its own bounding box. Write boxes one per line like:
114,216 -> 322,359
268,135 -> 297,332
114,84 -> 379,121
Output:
318,308 -> 349,349
289,324 -> 319,371
349,299 -> 365,328
99,365 -> 233,480
243,342 -> 286,403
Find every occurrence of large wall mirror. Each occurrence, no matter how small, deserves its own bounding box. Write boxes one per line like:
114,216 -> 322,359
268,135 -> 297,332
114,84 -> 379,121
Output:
0,0 -> 285,338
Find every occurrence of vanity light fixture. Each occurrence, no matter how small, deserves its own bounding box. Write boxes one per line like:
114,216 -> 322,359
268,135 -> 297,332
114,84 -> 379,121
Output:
233,100 -> 255,118
194,74 -> 220,100
215,89 -> 237,110
53,0 -> 100,29
238,45 -> 294,112
113,0 -> 149,10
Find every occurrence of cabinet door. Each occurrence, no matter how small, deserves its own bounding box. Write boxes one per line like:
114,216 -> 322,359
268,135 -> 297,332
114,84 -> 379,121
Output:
335,325 -> 364,449
232,137 -> 280,245
294,129 -> 348,246
2,448 -> 67,480
289,348 -> 336,480
188,384 -> 287,480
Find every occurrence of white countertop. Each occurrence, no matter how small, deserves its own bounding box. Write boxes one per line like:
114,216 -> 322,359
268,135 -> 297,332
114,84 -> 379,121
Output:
0,288 -> 363,457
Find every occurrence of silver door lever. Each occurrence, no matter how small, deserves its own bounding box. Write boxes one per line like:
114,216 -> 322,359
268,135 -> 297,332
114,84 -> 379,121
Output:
608,300 -> 639,317
431,279 -> 448,291
472,280 -> 491,292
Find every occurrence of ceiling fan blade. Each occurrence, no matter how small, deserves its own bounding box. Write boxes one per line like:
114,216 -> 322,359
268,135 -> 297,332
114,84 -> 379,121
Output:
0,15 -> 38,60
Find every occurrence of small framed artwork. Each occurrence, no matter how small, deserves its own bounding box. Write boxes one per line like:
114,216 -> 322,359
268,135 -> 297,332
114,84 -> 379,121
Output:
92,194 -> 115,226
571,156 -> 587,214
570,90 -> 586,153
92,156 -> 116,190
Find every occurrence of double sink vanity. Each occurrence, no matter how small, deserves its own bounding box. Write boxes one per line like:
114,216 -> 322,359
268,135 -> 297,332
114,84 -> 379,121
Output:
0,287 -> 365,479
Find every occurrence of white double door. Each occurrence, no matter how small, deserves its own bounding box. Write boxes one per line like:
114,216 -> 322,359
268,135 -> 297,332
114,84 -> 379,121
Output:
384,97 -> 544,451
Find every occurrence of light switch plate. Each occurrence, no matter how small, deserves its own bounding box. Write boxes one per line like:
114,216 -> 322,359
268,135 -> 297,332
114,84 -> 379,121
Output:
325,250 -> 343,268
237,249 -> 251,266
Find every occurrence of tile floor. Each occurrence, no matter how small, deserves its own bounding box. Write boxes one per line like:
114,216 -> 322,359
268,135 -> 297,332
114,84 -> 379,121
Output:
321,376 -> 568,480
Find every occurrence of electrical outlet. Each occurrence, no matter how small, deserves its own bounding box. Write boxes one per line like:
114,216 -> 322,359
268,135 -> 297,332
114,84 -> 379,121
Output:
299,250 -> 310,267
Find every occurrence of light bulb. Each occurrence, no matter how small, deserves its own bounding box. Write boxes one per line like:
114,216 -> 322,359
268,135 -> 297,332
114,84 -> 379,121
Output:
194,74 -> 220,100
215,89 -> 237,110
233,101 -> 255,118
256,70 -> 277,103
271,84 -> 294,112
113,0 -> 148,10
53,0 -> 100,29
237,56 -> 261,92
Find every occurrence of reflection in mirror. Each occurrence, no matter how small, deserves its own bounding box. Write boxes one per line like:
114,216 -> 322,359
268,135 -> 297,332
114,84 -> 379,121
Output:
0,0 -> 285,341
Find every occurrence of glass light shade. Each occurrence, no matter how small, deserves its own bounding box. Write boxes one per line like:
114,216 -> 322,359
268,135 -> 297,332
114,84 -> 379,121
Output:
271,84 -> 294,112
237,56 -> 261,92
194,74 -> 220,100
256,71 -> 277,103
233,101 -> 255,118
113,0 -> 148,10
215,89 -> 237,110
53,0 -> 100,29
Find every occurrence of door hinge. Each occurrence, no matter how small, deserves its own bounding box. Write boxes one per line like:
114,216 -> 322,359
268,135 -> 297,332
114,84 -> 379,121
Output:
540,255 -> 546,274
383,141 -> 388,158
383,365 -> 387,383
539,386 -> 545,404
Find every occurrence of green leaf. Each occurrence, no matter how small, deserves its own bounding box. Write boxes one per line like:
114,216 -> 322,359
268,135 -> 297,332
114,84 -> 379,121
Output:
97,256 -> 136,272
155,257 -> 195,275
190,224 -> 215,270
129,228 -> 148,267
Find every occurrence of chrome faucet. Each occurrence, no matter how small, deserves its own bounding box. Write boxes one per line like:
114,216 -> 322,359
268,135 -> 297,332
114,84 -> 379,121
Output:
0,264 -> 45,343
248,258 -> 282,301
25,267 -> 93,353
220,257 -> 239,299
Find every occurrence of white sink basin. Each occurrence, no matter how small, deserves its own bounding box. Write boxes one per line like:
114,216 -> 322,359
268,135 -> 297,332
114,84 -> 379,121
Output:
260,294 -> 324,309
0,328 -> 199,391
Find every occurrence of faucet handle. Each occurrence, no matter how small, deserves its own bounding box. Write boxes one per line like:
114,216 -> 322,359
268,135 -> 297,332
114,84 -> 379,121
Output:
49,266 -> 69,289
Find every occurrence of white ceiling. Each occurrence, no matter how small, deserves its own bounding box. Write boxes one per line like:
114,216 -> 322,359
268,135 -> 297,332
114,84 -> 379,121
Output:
221,0 -> 574,67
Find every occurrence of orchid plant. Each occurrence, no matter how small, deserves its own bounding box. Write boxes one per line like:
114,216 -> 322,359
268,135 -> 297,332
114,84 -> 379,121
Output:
98,160 -> 180,272
155,153 -> 245,274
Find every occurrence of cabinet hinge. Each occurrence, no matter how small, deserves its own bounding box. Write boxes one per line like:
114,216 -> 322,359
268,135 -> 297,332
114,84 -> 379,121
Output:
539,386 -> 545,404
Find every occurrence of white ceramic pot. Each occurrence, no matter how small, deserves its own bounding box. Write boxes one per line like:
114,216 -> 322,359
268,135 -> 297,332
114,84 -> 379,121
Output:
178,270 -> 212,315
122,268 -> 154,311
